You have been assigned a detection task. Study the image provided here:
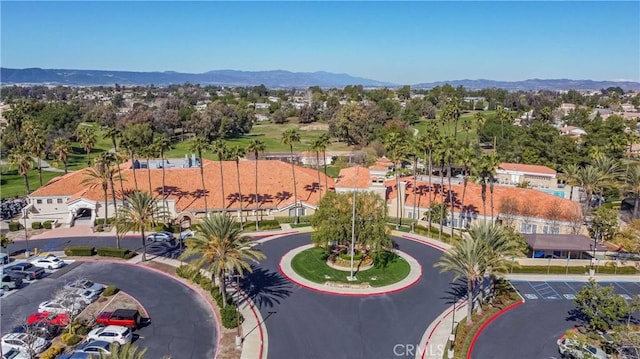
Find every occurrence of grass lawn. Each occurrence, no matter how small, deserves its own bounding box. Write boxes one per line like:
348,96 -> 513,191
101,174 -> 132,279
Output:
290,246 -> 410,287
0,166 -> 63,199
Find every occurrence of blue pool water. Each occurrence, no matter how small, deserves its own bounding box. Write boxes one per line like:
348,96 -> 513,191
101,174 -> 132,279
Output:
540,189 -> 565,198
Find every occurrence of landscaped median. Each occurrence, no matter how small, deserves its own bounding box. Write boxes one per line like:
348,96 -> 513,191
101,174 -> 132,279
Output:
64,246 -> 137,259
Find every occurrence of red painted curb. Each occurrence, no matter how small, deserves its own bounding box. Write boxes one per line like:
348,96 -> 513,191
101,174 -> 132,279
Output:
76,259 -> 222,359
232,283 -> 265,359
466,300 -> 524,359
278,249 -> 423,297
420,300 -> 468,359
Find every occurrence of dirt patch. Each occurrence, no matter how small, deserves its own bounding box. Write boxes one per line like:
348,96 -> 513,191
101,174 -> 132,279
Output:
299,123 -> 329,131
144,261 -> 177,276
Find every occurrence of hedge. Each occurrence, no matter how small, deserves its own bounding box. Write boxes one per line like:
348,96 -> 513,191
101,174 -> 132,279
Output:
240,220 -> 281,231
95,218 -> 116,226
8,222 -> 22,231
220,304 -> 242,329
97,247 -> 133,259
31,221 -> 42,229
276,215 -> 314,224
64,246 -> 96,256
40,345 -> 65,359
102,285 -> 119,297
43,220 -> 53,229
60,333 -> 82,346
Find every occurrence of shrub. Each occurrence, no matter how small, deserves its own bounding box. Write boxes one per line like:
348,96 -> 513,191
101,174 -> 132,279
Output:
211,287 -> 234,307
31,221 -> 42,229
95,218 -> 116,226
339,250 -> 363,261
258,220 -> 282,230
220,304 -> 243,329
95,224 -> 104,232
60,333 -> 82,346
276,215 -> 313,224
197,276 -> 214,292
75,324 -> 91,335
43,220 -> 53,229
153,223 -> 165,232
372,251 -> 399,268
40,345 -> 64,359
102,285 -> 119,297
176,265 -> 195,279
64,246 -> 95,256
8,222 -> 22,231
97,247 -> 132,258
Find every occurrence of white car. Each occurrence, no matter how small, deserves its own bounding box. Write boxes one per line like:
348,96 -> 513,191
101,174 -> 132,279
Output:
38,298 -> 85,316
1,332 -> 50,356
63,288 -> 99,305
179,230 -> 196,240
31,256 -> 65,270
145,231 -> 174,243
86,325 -> 132,345
1,348 -> 30,359
64,280 -> 105,297
557,338 -> 608,359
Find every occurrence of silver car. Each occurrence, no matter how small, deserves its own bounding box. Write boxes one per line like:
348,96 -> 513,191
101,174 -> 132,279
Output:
64,280 -> 105,297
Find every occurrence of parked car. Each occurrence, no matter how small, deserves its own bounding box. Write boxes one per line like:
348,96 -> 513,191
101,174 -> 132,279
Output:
73,340 -> 112,355
2,348 -> 30,359
27,311 -> 69,326
179,230 -> 195,240
64,280 -> 105,297
57,353 -> 92,359
145,231 -> 174,243
11,322 -> 61,341
38,298 -> 85,316
0,332 -> 50,355
96,309 -> 145,329
4,263 -> 45,281
0,253 -> 9,265
61,288 -> 99,305
1,275 -> 22,291
86,325 -> 132,345
30,256 -> 65,270
557,337 -> 608,359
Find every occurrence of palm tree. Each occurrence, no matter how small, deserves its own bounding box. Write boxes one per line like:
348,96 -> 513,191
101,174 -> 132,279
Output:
229,145 -> 246,230
310,137 -> 326,196
624,165 -> 640,218
103,126 -> 120,153
140,143 -> 156,194
120,136 -> 139,191
418,127 -> 439,229
474,112 -> 486,131
456,143 -> 476,229
98,342 -> 147,359
440,136 -> 457,238
154,135 -> 172,212
443,99 -> 461,138
211,139 -> 228,214
96,152 -> 122,216
75,125 -> 97,166
559,164 -> 581,202
318,133 -> 331,192
8,146 -> 32,195
191,137 -> 212,215
24,124 -> 46,187
435,235 -> 488,325
281,129 -> 301,224
578,165 -> 608,213
53,137 -> 71,174
82,161 -> 121,228
116,191 -> 165,262
384,131 -> 407,228
482,153 -> 500,223
180,214 -> 265,306
247,139 -> 266,231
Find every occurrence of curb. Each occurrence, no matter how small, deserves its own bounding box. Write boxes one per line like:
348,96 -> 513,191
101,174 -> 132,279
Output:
419,300 -> 468,359
465,300 -> 524,359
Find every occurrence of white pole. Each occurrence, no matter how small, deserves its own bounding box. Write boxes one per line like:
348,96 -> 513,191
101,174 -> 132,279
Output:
349,189 -> 356,280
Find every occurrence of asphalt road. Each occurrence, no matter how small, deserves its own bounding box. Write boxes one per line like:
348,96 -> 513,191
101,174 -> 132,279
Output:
242,233 -> 455,359
471,281 -> 640,359
0,261 -> 217,359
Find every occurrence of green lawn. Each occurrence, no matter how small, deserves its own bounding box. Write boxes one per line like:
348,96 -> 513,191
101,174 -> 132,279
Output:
290,247 -> 410,287
0,166 -> 63,199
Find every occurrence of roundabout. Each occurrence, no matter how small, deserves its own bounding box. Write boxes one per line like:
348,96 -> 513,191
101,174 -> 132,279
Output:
280,243 -> 422,295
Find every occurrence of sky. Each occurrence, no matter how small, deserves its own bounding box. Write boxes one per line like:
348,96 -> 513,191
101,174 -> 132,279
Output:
1,1 -> 639,84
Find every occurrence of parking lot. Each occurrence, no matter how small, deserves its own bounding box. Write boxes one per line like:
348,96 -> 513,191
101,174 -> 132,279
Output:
512,280 -> 640,301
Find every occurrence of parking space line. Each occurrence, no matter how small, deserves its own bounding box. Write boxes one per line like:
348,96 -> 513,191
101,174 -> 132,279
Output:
563,282 -> 578,293
528,282 -> 562,299
612,282 -> 634,297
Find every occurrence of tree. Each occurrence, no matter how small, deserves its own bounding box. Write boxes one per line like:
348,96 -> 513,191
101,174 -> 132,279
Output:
281,128 -> 301,224
75,125 -> 97,166
180,214 -> 265,307
24,121 -> 47,187
614,219 -> 640,253
384,131 -> 408,228
229,145 -> 246,229
591,206 -> 619,243
418,127 -> 439,228
246,139 -> 266,231
435,235 -> 489,325
442,99 -> 461,138
82,160 -> 121,230
318,133 -> 331,192
310,136 -> 327,196
573,279 -> 632,332
154,135 -> 172,213
1,233 -> 13,249
624,165 -> 640,218
577,165 -> 608,213
456,143 -> 476,228
191,137 -> 212,215
116,191 -> 166,261
98,342 -> 148,359
104,126 -> 120,153
52,137 -> 71,174
8,146 -> 32,194
559,164 -> 581,202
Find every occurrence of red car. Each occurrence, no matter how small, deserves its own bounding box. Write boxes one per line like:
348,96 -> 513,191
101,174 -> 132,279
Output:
27,311 -> 70,326
96,309 -> 144,329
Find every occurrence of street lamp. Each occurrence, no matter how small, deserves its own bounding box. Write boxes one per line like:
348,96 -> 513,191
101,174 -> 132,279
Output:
22,208 -> 30,257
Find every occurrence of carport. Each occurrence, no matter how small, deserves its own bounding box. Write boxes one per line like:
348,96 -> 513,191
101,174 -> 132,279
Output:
524,233 -> 606,259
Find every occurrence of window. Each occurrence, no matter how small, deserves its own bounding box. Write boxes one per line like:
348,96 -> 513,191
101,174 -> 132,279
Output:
57,198 -> 63,204
520,223 -> 538,234
36,199 -> 42,204
288,207 -> 305,216
46,199 -> 53,204
543,225 -> 560,234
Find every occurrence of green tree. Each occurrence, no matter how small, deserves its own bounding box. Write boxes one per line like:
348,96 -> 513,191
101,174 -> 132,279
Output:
384,131 -> 408,228
116,191 -> 166,261
96,152 -> 122,220
456,143 -> 476,228
559,164 -> 581,202
180,214 -> 265,307
591,206 -> 619,243
97,342 -> 148,359
442,99 -> 461,138
82,160 -> 121,230
191,137 -> 212,215
8,146 -> 33,195
1,233 -> 13,249
417,126 -> 440,228
573,279 -> 632,332
211,139 -> 228,214
246,139 -> 266,231
229,145 -> 246,229
310,136 -> 327,196
154,135 -> 172,212
281,128 -> 301,223
52,137 -> 71,174
75,125 -> 97,166
577,165 -> 609,214
624,165 -> 640,219
23,121 -> 47,187
104,126 -> 120,153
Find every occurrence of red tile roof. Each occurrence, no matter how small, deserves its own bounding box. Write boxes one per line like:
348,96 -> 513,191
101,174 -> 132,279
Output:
497,162 -> 557,176
369,156 -> 394,171
31,160 -> 335,212
335,166 -> 371,188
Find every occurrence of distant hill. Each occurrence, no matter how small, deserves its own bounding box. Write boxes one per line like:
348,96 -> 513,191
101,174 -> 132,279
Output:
1,67 -> 638,91
412,78 -> 640,92
0,68 -> 393,88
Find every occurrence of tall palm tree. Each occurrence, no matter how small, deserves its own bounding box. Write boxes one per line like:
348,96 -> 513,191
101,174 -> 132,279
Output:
418,127 -> 439,229
443,99 -> 461,138
384,131 -> 407,228
154,135 -> 172,212
229,145 -> 246,230
96,152 -> 121,216
75,125 -> 97,166
8,146 -> 32,195
24,124 -> 46,187
98,342 -> 147,359
116,191 -> 165,262
211,139 -> 228,214
578,165 -> 608,213
120,137 -> 139,191
53,137 -> 71,174
406,136 -> 420,232
140,143 -> 156,194
559,164 -> 581,202
191,137 -> 212,215
440,136 -> 457,238
180,214 -> 265,306
103,126 -> 120,153
435,235 -> 488,325
82,160 -> 121,228
310,137 -> 326,196
281,129 -> 301,224
318,133 -> 331,192
474,112 -> 486,131
624,165 -> 640,218
456,143 -> 476,229
246,139 -> 266,231
482,153 -> 500,223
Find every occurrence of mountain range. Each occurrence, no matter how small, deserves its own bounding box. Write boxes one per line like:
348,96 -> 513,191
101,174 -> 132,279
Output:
1,67 -> 639,91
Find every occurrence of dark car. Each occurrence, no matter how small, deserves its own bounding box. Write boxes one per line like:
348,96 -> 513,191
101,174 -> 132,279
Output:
12,322 -> 61,341
96,309 -> 146,329
5,263 -> 45,281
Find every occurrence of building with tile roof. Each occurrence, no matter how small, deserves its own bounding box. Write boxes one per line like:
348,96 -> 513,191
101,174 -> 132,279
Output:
27,159 -> 334,226
495,162 -> 559,189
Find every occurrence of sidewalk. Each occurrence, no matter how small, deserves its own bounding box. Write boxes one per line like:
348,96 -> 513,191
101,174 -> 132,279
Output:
418,300 -> 468,359
506,273 -> 640,282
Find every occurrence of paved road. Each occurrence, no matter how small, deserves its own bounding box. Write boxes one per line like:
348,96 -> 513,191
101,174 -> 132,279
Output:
0,261 -> 216,358
471,281 -> 640,359
242,233 -> 455,359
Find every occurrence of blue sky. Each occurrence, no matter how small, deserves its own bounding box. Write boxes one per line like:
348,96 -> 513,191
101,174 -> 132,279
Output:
2,1 -> 639,84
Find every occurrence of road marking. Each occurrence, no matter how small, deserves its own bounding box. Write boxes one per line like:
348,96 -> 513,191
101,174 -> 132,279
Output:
620,294 -> 632,300
613,282 -> 635,297
524,294 -> 538,299
563,294 -> 576,300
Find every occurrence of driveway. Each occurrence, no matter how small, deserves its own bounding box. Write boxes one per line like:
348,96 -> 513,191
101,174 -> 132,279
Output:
0,261 -> 217,359
242,233 -> 454,359
471,281 -> 640,359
